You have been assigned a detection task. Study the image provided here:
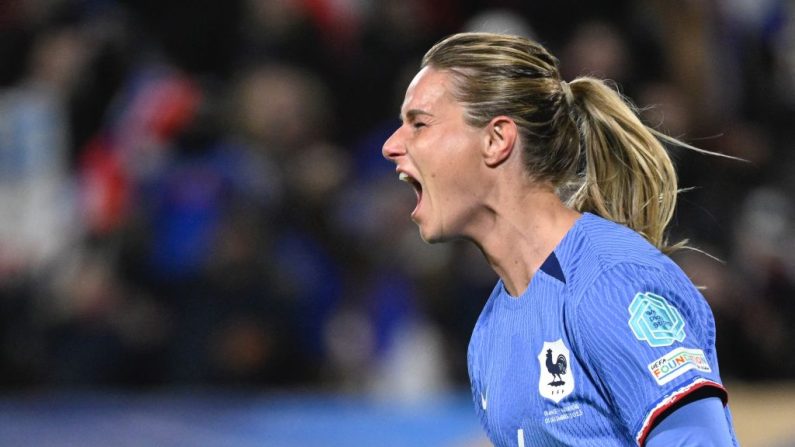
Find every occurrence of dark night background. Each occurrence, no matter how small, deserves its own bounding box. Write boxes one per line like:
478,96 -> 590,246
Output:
0,0 -> 793,445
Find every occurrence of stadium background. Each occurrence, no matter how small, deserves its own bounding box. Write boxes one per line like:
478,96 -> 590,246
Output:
0,0 -> 793,445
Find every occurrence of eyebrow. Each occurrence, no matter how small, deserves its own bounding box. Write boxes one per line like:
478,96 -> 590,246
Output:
401,109 -> 434,122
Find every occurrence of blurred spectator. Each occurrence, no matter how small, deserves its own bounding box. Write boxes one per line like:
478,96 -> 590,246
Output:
0,23 -> 85,280
463,9 -> 534,38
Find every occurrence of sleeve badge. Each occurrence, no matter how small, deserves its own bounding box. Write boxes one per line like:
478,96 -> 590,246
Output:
628,292 -> 686,347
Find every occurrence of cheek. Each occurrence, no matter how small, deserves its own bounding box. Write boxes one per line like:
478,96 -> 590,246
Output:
434,144 -> 483,206
419,129 -> 482,197
447,136 -> 482,183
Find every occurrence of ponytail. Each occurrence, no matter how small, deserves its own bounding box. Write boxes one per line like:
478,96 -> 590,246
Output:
566,78 -> 680,253
420,32 -> 717,253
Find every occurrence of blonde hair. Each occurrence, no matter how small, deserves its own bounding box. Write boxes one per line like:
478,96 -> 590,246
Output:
422,32 -> 686,253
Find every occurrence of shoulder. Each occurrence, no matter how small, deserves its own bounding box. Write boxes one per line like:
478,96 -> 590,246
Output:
559,213 -> 677,297
560,215 -> 714,347
568,241 -> 705,329
565,253 -> 717,364
581,213 -> 668,268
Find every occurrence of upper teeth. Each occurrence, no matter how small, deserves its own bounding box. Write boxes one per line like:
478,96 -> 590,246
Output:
399,172 -> 410,182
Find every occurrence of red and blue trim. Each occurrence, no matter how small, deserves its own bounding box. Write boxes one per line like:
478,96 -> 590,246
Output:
636,378 -> 728,446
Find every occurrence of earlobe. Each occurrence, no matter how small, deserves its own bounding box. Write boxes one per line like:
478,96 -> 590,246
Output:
483,116 -> 517,167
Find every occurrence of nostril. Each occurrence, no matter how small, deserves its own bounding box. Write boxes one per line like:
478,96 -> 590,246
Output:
382,129 -> 404,160
382,141 -> 400,160
382,143 -> 393,160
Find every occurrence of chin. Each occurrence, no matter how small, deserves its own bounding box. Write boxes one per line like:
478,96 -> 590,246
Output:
417,223 -> 439,244
418,223 -> 454,244
419,232 -> 442,244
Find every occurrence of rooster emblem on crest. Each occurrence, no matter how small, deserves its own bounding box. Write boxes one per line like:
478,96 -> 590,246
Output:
545,348 -> 568,386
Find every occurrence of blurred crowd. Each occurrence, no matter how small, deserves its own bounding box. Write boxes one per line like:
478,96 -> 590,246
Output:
0,0 -> 793,395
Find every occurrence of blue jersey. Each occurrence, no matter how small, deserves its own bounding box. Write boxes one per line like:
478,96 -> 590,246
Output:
467,213 -> 736,446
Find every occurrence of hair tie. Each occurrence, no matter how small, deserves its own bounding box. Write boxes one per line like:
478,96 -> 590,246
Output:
560,80 -> 575,107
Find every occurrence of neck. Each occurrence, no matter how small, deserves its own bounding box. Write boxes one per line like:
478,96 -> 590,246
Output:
467,187 -> 581,298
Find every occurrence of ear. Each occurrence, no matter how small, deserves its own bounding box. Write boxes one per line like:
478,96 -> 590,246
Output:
483,116 -> 517,168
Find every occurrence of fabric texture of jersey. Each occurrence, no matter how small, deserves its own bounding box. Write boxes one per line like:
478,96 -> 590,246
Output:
467,212 -> 737,446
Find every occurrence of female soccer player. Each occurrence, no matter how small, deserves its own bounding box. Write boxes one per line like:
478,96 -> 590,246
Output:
382,33 -> 737,446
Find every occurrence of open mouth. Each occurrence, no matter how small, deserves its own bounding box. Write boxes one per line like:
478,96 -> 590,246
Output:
399,172 -> 423,217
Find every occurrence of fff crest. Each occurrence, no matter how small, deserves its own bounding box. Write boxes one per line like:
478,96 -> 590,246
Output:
537,339 -> 574,403
628,292 -> 686,347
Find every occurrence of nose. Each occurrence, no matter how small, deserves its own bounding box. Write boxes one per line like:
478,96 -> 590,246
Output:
382,126 -> 405,162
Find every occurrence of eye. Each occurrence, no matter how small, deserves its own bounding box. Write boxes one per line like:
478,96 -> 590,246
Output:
412,122 -> 427,130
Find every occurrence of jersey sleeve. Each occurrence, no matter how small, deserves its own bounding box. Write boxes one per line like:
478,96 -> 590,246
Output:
568,262 -> 729,446
645,397 -> 735,447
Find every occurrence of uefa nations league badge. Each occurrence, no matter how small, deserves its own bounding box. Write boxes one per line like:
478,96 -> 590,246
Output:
628,292 -> 686,347
537,339 -> 574,403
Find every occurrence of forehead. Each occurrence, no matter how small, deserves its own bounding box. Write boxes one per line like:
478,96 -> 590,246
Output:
401,66 -> 456,116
